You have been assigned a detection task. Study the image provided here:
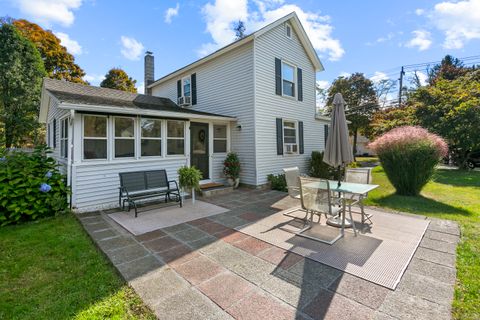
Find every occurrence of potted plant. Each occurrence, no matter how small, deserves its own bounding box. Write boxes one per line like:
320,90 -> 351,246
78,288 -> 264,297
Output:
177,166 -> 202,204
223,152 -> 240,188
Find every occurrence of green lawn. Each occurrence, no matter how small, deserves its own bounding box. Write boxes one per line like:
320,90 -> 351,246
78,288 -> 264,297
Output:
0,214 -> 155,320
365,167 -> 480,320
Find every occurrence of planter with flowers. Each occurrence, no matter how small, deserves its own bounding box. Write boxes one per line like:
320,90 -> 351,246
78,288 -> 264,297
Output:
223,152 -> 241,188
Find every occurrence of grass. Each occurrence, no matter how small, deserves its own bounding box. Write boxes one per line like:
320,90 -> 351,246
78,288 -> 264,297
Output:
365,166 -> 480,320
0,214 -> 156,320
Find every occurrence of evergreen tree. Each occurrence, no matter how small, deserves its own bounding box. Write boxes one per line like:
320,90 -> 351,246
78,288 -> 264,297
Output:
100,68 -> 137,93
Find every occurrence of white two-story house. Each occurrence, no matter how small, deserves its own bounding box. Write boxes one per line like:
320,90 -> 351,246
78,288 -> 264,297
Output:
39,12 -> 329,212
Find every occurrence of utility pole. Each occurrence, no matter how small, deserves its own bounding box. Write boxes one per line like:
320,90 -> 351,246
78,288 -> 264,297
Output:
398,66 -> 405,107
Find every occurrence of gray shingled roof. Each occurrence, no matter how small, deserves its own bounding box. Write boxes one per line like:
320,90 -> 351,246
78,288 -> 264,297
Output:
43,78 -> 232,118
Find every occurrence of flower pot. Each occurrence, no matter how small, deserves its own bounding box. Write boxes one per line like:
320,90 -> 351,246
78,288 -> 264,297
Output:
227,178 -> 240,188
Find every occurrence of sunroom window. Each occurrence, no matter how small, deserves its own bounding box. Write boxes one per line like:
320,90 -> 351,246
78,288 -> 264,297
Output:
83,115 -> 107,160
60,118 -> 68,158
114,117 -> 135,158
167,120 -> 185,155
282,62 -> 295,97
141,118 -> 162,157
213,125 -> 227,153
283,120 -> 298,154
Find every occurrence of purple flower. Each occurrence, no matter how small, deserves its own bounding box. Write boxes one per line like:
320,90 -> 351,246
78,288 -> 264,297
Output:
39,183 -> 52,193
45,171 -> 53,179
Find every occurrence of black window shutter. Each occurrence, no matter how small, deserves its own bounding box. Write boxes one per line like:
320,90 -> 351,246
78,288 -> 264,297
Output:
299,121 -> 304,154
324,124 -> 329,147
53,119 -> 57,148
276,118 -> 283,155
275,58 -> 282,95
297,68 -> 303,101
177,80 -> 181,98
191,73 -> 197,105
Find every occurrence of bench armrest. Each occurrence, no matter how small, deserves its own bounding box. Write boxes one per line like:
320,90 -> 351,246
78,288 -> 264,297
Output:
119,186 -> 130,197
168,180 -> 180,191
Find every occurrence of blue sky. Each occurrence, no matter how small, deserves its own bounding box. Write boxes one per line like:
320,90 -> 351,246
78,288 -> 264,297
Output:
1,0 -> 479,95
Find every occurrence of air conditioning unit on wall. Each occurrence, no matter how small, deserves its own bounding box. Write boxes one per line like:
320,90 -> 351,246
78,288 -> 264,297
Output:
178,96 -> 191,106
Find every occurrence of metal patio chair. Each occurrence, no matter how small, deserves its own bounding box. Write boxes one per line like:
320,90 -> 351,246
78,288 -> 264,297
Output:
344,168 -> 373,227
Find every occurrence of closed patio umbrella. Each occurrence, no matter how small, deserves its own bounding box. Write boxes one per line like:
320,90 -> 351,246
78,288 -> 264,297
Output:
323,93 -> 354,187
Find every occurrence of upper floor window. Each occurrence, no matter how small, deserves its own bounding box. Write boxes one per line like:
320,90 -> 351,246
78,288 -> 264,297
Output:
213,125 -> 227,153
60,118 -> 69,158
182,76 -> 191,97
141,118 -> 162,157
286,23 -> 292,38
282,62 -> 295,97
167,120 -> 185,155
83,115 -> 107,160
114,117 -> 135,158
283,120 -> 298,154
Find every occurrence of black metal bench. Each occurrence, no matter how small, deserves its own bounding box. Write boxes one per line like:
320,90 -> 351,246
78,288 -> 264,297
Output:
118,170 -> 182,217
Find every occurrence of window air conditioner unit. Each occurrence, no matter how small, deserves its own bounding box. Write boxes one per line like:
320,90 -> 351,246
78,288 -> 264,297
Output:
177,96 -> 191,106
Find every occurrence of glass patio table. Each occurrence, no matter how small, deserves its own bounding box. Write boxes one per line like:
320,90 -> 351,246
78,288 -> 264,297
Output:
296,180 -> 379,245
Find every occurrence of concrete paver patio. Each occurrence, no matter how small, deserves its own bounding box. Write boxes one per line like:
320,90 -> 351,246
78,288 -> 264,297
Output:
78,188 -> 459,320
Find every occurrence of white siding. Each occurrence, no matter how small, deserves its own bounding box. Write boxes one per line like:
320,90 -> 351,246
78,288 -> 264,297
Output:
254,22 -> 325,185
46,97 -> 69,173
151,42 -> 256,185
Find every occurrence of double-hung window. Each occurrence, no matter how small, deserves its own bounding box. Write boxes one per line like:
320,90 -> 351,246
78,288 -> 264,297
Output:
282,62 -> 295,97
83,115 -> 107,160
114,117 -> 135,158
182,77 -> 191,98
167,120 -> 185,155
213,125 -> 227,153
140,118 -> 162,157
60,118 -> 69,158
283,120 -> 298,154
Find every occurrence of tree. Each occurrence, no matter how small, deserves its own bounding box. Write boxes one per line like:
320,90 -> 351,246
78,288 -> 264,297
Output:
411,69 -> 480,168
13,19 -> 86,84
365,106 -> 417,139
326,73 -> 379,155
0,21 -> 45,147
100,68 -> 137,93
427,55 -> 468,85
373,78 -> 396,108
233,20 -> 246,40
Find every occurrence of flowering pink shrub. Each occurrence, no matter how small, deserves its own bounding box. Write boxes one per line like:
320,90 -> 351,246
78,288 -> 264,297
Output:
368,126 -> 448,196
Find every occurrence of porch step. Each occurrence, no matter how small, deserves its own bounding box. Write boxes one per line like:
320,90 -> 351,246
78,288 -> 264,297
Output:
199,183 -> 233,197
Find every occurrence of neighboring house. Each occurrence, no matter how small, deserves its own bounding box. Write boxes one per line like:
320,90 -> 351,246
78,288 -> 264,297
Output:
350,134 -> 375,156
39,12 -> 329,212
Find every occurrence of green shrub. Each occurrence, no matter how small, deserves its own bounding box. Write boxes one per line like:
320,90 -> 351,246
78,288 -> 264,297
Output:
177,166 -> 202,191
267,174 -> 287,192
369,126 -> 448,196
308,151 -> 338,179
0,145 -> 70,226
223,152 -> 240,180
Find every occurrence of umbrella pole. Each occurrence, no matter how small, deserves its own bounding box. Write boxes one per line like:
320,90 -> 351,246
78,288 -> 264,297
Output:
337,164 -> 342,188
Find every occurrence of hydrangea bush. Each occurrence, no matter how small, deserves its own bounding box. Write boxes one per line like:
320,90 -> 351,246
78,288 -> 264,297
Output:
368,126 -> 448,196
0,145 -> 70,226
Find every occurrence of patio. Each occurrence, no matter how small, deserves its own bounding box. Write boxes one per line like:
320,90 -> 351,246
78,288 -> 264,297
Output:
79,188 -> 458,320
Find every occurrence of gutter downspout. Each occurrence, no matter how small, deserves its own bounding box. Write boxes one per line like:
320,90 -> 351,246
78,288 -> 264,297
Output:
68,109 -> 75,210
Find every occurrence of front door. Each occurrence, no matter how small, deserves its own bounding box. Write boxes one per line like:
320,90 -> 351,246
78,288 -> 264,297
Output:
190,122 -> 209,180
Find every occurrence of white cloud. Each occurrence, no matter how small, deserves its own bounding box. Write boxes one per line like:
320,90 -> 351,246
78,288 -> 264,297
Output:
405,30 -> 432,51
316,80 -> 329,90
13,0 -> 82,27
370,71 -> 389,83
83,74 -> 105,85
137,82 -> 145,94
120,36 -> 144,61
415,8 -> 425,16
339,72 -> 351,78
198,0 -> 344,61
54,32 -> 82,55
429,0 -> 480,49
165,3 -> 180,24
407,70 -> 428,86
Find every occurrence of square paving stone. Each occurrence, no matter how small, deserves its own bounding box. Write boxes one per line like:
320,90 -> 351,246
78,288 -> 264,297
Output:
397,272 -> 454,306
162,223 -> 194,234
424,230 -> 460,244
415,247 -> 456,268
303,288 -> 374,320
197,221 -> 231,235
226,289 -> 297,320
107,243 -> 150,265
135,229 -> 167,242
239,212 -> 263,222
407,257 -> 456,284
428,219 -> 460,235
187,217 -> 212,226
213,215 -> 249,229
186,235 -> 218,250
155,243 -> 196,264
327,273 -> 390,309
143,235 -> 183,253
90,228 -> 118,241
231,236 -> 273,255
117,255 -> 164,282
287,259 -> 342,289
171,227 -> 210,243
172,255 -> 226,285
97,236 -> 136,252
219,230 -> 250,244
197,272 -> 256,310
257,247 -> 303,270
419,237 -> 457,254
83,221 -> 111,233
79,215 -> 104,224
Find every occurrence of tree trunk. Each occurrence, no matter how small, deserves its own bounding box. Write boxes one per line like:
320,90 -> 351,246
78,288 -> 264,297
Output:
352,128 -> 358,161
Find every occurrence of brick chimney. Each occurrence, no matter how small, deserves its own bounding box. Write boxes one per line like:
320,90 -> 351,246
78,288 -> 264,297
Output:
144,51 -> 154,95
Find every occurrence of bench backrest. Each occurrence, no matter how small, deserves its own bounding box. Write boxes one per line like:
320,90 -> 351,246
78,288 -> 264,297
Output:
119,170 -> 169,192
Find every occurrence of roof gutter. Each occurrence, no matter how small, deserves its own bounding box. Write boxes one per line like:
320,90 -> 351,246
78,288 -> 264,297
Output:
57,103 -> 237,121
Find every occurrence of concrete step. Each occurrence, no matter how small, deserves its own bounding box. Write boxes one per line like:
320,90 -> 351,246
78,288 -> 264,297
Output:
199,183 -> 233,197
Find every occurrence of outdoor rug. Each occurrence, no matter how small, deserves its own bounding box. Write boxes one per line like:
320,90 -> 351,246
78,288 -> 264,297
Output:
237,207 -> 429,289
108,200 -> 229,235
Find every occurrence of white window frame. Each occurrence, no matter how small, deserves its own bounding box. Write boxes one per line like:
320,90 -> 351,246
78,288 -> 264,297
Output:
60,117 -> 69,159
113,116 -> 136,159
82,114 -> 108,161
213,124 -> 228,154
47,122 -> 51,148
283,119 -> 299,155
181,76 -> 191,98
166,120 -> 186,156
281,61 -> 296,98
285,23 -> 292,39
140,117 -> 162,158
